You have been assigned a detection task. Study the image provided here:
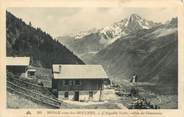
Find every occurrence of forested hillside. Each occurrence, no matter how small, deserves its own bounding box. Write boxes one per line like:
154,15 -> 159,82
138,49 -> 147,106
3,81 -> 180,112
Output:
6,11 -> 84,68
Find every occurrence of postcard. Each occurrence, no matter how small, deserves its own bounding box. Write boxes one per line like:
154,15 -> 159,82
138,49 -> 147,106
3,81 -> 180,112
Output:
0,0 -> 184,117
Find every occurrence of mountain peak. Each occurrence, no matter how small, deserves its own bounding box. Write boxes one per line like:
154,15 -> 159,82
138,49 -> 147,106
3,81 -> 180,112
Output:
129,14 -> 142,21
62,13 -> 160,48
125,13 -> 158,32
165,17 -> 177,28
130,13 -> 141,18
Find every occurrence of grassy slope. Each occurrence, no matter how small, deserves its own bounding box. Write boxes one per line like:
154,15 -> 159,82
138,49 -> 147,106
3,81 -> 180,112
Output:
7,92 -> 49,108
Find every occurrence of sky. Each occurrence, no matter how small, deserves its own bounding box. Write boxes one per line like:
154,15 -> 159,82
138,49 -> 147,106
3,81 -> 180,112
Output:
8,7 -> 177,38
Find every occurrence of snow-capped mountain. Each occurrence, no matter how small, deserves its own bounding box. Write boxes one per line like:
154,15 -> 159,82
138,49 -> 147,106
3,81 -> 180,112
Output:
72,14 -> 160,45
57,14 -> 161,61
98,14 -> 160,44
74,28 -> 98,39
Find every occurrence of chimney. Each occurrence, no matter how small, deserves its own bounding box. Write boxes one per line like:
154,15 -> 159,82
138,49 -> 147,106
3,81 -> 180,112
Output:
59,65 -> 61,73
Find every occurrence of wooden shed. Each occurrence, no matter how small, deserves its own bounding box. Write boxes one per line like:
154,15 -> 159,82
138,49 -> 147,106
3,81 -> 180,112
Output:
6,57 -> 30,76
6,57 -> 36,80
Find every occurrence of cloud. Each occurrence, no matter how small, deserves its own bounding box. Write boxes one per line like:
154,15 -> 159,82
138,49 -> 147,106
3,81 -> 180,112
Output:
8,7 -> 176,37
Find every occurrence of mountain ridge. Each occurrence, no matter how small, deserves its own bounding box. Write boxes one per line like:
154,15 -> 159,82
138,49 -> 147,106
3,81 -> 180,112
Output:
90,17 -> 178,94
57,14 -> 161,59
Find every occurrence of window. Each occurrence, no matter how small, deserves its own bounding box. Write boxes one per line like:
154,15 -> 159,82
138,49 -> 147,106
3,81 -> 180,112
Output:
69,80 -> 73,86
28,71 -> 35,77
75,80 -> 81,86
63,80 -> 81,86
63,80 -> 69,86
64,92 -> 69,99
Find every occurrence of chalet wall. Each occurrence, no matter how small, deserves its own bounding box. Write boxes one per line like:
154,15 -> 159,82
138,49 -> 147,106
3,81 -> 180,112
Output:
52,79 -> 103,91
58,91 -> 74,100
79,90 -> 101,101
6,66 -> 26,75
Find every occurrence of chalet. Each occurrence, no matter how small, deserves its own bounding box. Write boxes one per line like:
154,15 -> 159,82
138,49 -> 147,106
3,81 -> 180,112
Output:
52,64 -> 108,101
6,57 -> 36,79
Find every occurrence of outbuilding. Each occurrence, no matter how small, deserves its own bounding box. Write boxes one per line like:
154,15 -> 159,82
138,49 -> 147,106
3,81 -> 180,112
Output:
6,57 -> 36,79
6,57 -> 30,76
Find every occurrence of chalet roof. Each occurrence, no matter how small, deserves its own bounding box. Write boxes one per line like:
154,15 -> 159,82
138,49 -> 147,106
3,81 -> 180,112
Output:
6,57 -> 30,66
52,64 -> 108,79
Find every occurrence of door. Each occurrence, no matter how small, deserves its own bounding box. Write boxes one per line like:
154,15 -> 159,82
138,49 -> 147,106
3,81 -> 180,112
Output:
74,91 -> 79,101
64,92 -> 69,99
89,91 -> 93,100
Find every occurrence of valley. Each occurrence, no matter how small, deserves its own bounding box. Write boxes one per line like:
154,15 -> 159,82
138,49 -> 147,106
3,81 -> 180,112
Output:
6,9 -> 178,109
58,14 -> 178,109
